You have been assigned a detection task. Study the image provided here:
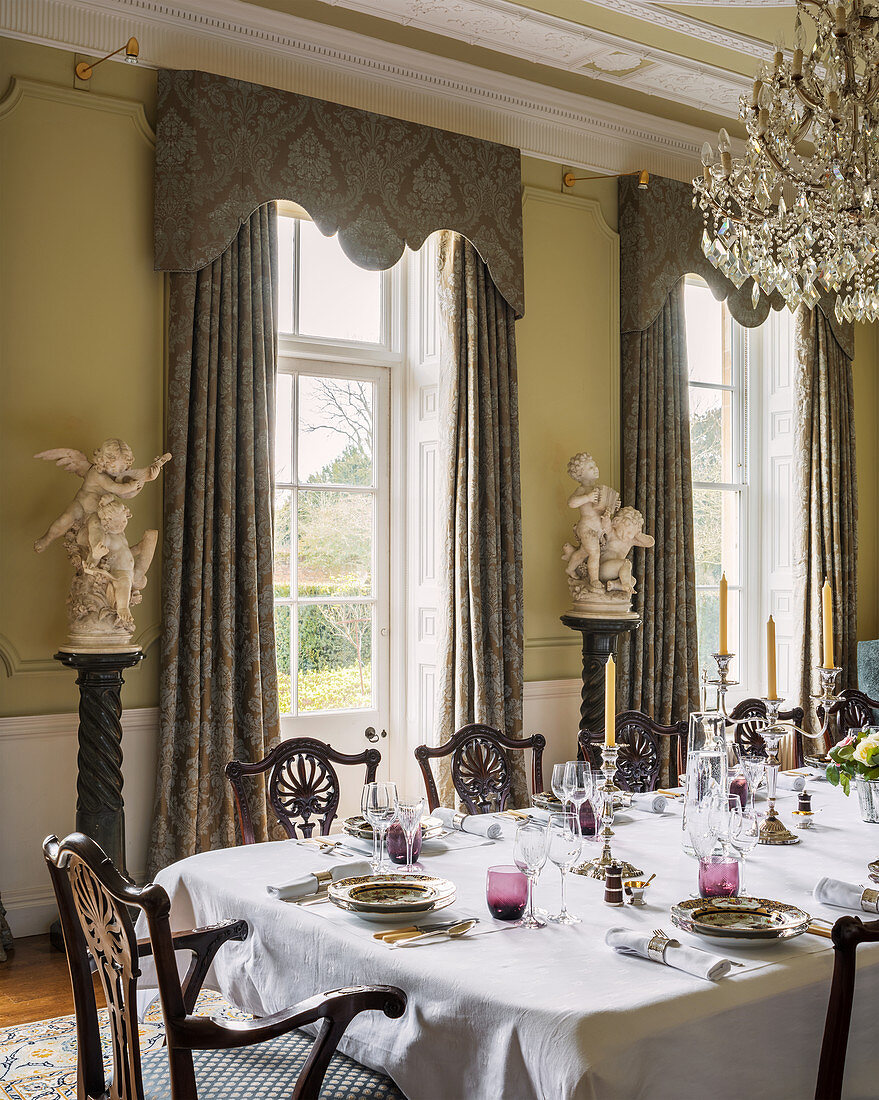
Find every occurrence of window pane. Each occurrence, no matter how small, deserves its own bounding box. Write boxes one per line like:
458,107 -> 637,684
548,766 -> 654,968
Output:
298,376 -> 374,486
696,588 -> 740,680
685,280 -> 727,384
274,489 -> 293,596
278,216 -> 295,334
298,603 -> 373,712
689,386 -> 734,483
298,490 -> 373,597
298,220 -> 382,343
693,488 -> 739,585
275,604 -> 292,715
275,374 -> 293,483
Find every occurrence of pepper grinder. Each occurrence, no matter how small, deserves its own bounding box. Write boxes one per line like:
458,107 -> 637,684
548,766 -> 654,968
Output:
798,790 -> 812,812
604,862 -> 624,906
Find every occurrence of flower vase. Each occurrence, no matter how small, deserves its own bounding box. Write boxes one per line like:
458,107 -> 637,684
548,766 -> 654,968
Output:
855,777 -> 879,823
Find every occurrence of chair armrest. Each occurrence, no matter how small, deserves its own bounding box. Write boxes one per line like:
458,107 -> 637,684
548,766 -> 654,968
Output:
137,919 -> 249,1013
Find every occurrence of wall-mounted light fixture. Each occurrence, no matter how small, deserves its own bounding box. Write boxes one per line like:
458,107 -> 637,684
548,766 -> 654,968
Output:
75,38 -> 139,81
562,169 -> 649,190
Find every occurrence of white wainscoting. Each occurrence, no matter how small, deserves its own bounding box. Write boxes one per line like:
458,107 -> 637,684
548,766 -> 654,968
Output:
1,681 -> 580,938
0,707 -> 159,937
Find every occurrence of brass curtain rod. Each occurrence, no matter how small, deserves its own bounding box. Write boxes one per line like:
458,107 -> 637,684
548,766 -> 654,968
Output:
75,38 -> 139,81
562,169 -> 649,189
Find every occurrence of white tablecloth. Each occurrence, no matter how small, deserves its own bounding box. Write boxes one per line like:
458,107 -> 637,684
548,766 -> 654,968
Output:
140,787 -> 879,1100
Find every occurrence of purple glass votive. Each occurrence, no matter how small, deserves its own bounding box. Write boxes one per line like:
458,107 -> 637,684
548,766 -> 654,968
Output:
730,774 -> 748,809
698,855 -> 741,898
486,865 -> 529,920
387,822 -> 422,864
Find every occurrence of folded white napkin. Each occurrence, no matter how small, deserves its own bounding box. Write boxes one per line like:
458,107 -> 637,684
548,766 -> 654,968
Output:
813,876 -> 878,913
266,858 -> 371,901
605,927 -> 733,981
433,807 -> 503,839
777,773 -> 806,791
630,792 -> 668,814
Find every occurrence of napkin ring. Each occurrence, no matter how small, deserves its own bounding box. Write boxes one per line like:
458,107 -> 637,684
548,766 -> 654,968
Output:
452,812 -> 468,831
861,887 -> 879,913
647,933 -> 668,964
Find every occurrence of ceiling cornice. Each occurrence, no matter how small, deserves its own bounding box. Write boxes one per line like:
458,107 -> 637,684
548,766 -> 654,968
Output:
1,0 -> 734,180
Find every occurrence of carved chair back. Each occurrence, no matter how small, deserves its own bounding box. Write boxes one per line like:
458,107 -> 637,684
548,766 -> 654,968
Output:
727,699 -> 806,767
578,711 -> 687,791
226,738 -> 381,842
815,915 -> 879,1100
832,688 -> 879,742
415,725 -> 546,813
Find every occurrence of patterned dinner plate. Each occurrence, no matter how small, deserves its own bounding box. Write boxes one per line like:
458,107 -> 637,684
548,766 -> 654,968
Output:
532,792 -> 632,813
328,873 -> 457,922
670,896 -> 811,942
342,815 -> 445,840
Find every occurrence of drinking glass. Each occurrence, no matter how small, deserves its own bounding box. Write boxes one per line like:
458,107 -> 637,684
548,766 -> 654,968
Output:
513,819 -> 549,929
563,761 -> 593,823
551,763 -> 568,807
387,822 -> 422,865
547,812 -> 583,925
698,854 -> 741,898
486,865 -> 529,920
734,746 -> 765,814
686,796 -> 718,861
729,804 -> 760,890
394,796 -> 425,873
362,781 -> 397,873
578,796 -> 601,840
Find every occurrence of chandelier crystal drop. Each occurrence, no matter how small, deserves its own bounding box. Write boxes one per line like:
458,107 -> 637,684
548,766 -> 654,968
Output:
693,1 -> 879,324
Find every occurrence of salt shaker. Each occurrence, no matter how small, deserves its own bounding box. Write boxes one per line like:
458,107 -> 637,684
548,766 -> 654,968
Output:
604,862 -> 624,906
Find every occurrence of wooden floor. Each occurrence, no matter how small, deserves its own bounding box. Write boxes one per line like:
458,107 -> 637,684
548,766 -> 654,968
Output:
0,934 -> 105,1026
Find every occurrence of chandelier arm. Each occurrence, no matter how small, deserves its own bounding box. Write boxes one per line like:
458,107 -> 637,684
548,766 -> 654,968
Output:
791,108 -> 816,144
793,78 -> 824,112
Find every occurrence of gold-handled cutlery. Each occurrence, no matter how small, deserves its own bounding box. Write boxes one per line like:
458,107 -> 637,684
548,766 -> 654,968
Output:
373,918 -> 476,944
394,920 -> 525,946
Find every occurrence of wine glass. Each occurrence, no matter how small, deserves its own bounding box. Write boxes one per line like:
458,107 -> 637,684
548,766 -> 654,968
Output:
686,795 -> 719,861
394,796 -> 424,873
729,804 -> 761,890
551,763 -> 568,808
734,746 -> 765,814
563,761 -> 593,823
362,781 -> 397,873
513,819 -> 549,929
547,812 -> 583,924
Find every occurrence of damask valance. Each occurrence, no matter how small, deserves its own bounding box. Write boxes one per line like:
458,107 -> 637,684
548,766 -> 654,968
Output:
619,175 -> 853,358
154,70 -> 525,316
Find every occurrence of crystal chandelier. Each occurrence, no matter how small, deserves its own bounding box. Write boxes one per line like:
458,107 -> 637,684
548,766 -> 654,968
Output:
693,1 -> 879,324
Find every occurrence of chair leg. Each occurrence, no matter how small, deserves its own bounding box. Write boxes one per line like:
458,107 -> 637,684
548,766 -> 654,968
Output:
815,946 -> 857,1100
291,1016 -> 355,1100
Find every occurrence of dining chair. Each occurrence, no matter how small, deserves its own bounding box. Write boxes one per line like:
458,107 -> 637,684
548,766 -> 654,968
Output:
577,711 -> 687,791
43,832 -> 406,1100
226,737 -> 381,841
727,698 -> 806,767
815,913 -> 879,1100
826,688 -> 879,744
414,724 -> 546,813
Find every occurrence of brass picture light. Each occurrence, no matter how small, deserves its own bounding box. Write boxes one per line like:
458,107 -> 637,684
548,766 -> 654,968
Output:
562,168 -> 649,190
75,38 -> 139,81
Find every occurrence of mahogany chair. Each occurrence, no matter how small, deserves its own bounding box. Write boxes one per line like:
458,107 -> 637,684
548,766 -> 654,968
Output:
43,832 -> 406,1100
825,688 -> 879,744
578,711 -> 687,791
728,698 -> 806,767
815,914 -> 879,1100
226,737 -> 381,842
414,724 -> 546,813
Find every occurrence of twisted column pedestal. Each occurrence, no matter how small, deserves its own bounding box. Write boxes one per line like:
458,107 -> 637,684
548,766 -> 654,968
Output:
560,614 -> 642,746
54,649 -> 145,875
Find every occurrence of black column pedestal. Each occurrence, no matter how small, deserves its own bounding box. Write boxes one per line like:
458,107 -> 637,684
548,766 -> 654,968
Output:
560,614 -> 642,750
53,649 -> 145,875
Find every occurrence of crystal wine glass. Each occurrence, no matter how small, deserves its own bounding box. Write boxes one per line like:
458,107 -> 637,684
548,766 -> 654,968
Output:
394,796 -> 424,874
551,763 -> 568,808
513,818 -> 549,929
547,812 -> 583,925
563,761 -> 593,824
362,781 -> 397,873
734,746 -> 765,815
729,803 -> 760,891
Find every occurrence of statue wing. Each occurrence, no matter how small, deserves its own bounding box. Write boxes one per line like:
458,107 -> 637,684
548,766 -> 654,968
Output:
34,448 -> 91,477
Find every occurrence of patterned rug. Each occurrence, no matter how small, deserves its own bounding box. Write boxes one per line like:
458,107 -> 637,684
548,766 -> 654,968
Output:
0,991 -> 248,1099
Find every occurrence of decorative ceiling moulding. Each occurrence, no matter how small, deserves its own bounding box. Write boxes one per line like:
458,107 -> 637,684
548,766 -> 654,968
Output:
1,0 -> 721,180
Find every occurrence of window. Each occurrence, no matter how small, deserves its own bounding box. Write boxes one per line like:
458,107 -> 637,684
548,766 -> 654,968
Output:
685,277 -> 795,699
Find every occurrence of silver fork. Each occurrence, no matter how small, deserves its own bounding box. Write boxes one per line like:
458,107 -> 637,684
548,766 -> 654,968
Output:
654,926 -> 746,966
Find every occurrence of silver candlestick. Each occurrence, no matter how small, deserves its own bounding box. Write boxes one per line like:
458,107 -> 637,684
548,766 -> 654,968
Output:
575,743 -> 642,879
812,665 -> 843,754
707,652 -> 739,717
757,697 -> 800,846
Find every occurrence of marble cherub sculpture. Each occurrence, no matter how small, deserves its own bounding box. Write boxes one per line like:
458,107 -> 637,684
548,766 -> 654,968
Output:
561,452 -> 653,617
33,439 -> 171,648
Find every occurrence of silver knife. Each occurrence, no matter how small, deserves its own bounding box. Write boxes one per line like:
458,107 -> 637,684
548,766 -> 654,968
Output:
394,920 -> 523,946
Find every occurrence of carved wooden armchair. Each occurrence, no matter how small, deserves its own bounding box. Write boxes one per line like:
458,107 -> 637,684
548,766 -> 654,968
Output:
824,688 -> 879,744
43,832 -> 406,1100
226,737 -> 381,841
578,711 -> 687,791
727,698 -> 806,767
414,724 -> 546,813
815,914 -> 879,1100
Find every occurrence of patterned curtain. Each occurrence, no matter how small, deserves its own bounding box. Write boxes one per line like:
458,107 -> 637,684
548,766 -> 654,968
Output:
618,281 -> 701,725
0,895 -> 11,962
148,205 -> 281,875
792,307 -> 859,732
435,232 -> 527,807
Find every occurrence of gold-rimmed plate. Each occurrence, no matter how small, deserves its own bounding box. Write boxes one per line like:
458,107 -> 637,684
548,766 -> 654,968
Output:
342,815 -> 445,841
328,874 -> 457,923
671,896 -> 811,942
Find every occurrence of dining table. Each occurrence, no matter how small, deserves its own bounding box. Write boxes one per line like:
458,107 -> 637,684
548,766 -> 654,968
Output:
138,779 -> 879,1100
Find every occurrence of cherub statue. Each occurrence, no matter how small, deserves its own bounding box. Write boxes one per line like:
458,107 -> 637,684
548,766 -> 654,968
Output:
562,452 -> 620,591
33,438 -> 170,647
34,439 -> 170,553
598,506 -> 655,596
